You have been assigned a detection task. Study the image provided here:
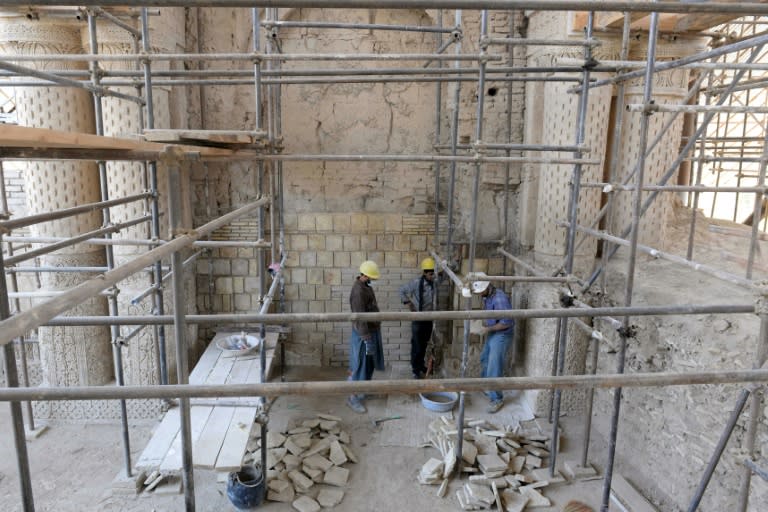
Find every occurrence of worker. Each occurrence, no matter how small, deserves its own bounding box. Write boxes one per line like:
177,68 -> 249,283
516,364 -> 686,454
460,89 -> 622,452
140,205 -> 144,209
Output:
471,280 -> 514,414
399,256 -> 440,379
346,260 -> 384,414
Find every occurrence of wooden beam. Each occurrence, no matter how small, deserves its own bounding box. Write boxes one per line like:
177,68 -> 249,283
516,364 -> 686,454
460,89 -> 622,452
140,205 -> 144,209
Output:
0,124 -> 242,159
594,11 -> 648,30
673,0 -> 768,33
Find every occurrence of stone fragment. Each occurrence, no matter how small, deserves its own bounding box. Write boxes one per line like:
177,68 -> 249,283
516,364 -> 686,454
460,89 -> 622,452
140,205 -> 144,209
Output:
293,433 -> 312,450
461,440 -> 478,465
338,430 -> 350,444
437,479 -> 449,498
465,482 -> 494,506
303,454 -> 333,472
562,461 -> 599,480
317,413 -> 342,422
267,431 -> 286,448
267,447 -> 288,469
419,458 -> 444,484
267,483 -> 295,503
341,444 -> 358,463
153,477 -> 182,495
284,437 -> 305,457
288,426 -> 312,435
477,454 -> 507,474
525,454 -> 543,469
509,456 -> 526,473
530,468 -> 566,485
492,481 -> 504,511
319,420 -> 339,431
317,487 -> 345,507
292,495 -> 321,512
302,465 -> 323,483
323,466 -> 350,487
268,479 -> 292,493
329,440 -> 348,466
283,454 -> 301,471
501,489 -> 529,512
302,418 -> 321,429
288,470 -> 314,492
519,485 -> 551,507
304,438 -> 331,457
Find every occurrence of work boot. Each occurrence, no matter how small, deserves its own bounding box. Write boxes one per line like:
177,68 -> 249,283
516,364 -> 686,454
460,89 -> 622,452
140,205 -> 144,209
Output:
486,400 -> 504,414
346,395 -> 366,414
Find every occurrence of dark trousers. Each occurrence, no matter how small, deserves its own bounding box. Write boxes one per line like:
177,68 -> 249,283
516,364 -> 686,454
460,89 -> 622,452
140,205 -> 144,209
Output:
410,321 -> 433,375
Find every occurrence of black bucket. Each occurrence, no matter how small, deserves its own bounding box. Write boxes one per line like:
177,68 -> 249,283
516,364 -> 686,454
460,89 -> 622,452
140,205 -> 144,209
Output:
226,464 -> 265,510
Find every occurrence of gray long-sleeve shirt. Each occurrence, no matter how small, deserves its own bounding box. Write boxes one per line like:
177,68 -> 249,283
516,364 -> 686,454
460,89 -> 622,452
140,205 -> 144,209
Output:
399,275 -> 436,312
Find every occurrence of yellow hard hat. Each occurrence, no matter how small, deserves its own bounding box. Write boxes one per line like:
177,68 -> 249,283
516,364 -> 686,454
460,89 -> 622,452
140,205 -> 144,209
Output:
359,260 -> 381,280
420,257 -> 436,271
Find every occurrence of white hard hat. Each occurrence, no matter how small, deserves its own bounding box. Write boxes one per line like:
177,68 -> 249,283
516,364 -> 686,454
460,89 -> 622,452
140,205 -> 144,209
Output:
471,281 -> 491,294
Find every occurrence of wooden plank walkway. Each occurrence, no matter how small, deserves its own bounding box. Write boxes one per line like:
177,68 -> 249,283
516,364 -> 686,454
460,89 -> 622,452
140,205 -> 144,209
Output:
136,331 -> 278,474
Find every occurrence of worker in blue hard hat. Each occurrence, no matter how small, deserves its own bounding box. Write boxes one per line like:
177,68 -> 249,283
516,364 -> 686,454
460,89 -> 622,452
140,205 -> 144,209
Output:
346,260 -> 384,414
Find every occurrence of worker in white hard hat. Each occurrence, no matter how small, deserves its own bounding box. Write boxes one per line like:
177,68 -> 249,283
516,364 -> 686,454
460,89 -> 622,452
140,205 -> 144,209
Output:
346,260 -> 384,414
399,256 -> 442,379
471,279 -> 514,414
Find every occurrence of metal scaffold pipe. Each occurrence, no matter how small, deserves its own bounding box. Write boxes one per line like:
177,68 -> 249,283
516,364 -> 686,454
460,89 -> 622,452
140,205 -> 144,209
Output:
0,197 -> 269,347
0,368 -> 767,403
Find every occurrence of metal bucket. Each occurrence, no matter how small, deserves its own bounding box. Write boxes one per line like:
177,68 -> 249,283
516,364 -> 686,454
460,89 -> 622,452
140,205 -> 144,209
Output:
226,464 -> 265,510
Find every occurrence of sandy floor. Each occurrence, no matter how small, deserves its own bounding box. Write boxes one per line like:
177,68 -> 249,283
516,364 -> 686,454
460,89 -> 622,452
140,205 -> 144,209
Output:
0,365 -> 609,512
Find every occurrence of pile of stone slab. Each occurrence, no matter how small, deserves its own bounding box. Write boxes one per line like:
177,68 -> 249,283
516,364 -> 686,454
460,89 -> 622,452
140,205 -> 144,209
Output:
419,416 -> 565,511
245,413 -> 357,512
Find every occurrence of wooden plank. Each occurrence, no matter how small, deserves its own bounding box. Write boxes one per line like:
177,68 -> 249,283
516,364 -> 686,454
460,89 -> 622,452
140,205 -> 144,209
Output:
135,408 -> 180,471
144,129 -> 266,145
0,124 -> 237,157
611,474 -> 658,512
188,340 -> 222,384
159,405 -> 213,473
193,405 -> 237,469
214,408 -> 257,472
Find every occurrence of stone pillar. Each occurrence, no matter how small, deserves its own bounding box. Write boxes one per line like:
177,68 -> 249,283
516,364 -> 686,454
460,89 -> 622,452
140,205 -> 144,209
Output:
610,37 -> 704,249
0,18 -> 112,396
84,10 -> 195,391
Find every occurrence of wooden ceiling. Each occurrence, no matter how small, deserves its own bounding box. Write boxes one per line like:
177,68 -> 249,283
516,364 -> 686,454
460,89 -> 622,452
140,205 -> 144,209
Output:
573,2 -> 768,35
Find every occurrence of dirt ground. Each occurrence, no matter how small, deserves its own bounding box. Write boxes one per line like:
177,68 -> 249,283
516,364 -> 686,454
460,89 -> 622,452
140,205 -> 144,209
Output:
0,365 -> 614,512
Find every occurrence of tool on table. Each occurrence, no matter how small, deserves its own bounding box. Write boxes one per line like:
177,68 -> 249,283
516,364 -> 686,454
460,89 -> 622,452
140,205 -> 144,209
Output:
371,415 -> 403,428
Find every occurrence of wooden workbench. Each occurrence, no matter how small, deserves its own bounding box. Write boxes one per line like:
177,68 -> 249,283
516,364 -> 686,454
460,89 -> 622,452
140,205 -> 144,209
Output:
136,331 -> 278,474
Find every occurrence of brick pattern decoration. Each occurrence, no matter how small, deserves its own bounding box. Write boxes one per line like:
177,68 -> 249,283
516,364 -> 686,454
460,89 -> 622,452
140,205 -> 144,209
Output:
197,212 -> 453,367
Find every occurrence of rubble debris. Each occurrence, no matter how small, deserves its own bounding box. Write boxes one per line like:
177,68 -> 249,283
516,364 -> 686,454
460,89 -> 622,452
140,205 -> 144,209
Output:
244,415 -> 357,509
419,417 -> 569,510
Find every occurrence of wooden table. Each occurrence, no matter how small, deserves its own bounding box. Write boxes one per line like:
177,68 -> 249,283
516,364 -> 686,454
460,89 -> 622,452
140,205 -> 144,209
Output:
136,331 -> 277,474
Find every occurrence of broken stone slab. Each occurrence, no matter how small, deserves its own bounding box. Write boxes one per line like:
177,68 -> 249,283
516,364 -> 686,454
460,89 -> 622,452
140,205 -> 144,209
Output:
341,444 -> 358,463
509,456 -> 526,474
525,454 -> 543,469
319,420 -> 339,431
477,454 -> 507,473
501,489 -> 529,512
283,454 -> 302,471
519,485 -> 551,507
303,454 -> 333,472
323,466 -> 350,487
420,458 -> 444,482
527,446 -> 549,457
293,433 -> 313,450
563,460 -> 600,481
317,487 -> 345,507
329,441 -> 348,467
492,481 -> 504,511
462,440 -> 478,465
530,467 -> 567,485
267,431 -> 287,448
338,430 -> 350,444
268,478 -> 293,493
288,470 -> 314,492
503,475 -> 521,490
304,438 -> 332,458
292,495 -> 321,512
302,465 -> 324,483
268,447 -> 288,469
465,482 -> 495,506
302,418 -> 321,429
143,473 -> 165,493
288,426 -> 312,435
317,413 -> 342,422
284,437 -> 305,457
112,469 -> 147,492
153,477 -> 182,496
437,479 -> 449,498
267,483 -> 295,503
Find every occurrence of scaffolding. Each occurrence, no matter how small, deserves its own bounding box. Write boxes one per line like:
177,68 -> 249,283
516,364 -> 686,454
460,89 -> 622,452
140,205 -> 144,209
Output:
0,2 -> 766,512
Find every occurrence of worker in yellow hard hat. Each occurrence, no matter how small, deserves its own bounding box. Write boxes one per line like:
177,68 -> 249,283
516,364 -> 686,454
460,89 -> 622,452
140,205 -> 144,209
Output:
399,256 -> 442,379
346,260 -> 384,414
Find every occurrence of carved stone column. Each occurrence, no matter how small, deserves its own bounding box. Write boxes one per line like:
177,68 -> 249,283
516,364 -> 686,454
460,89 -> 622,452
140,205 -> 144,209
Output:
610,37 -> 705,249
0,18 -> 112,404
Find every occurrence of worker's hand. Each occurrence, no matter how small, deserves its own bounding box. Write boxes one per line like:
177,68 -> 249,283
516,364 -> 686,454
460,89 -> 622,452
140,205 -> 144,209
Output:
408,302 -> 417,312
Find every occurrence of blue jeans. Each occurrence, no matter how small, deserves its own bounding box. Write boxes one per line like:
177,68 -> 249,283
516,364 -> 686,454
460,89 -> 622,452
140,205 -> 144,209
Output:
480,330 -> 512,402
348,329 -> 383,383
